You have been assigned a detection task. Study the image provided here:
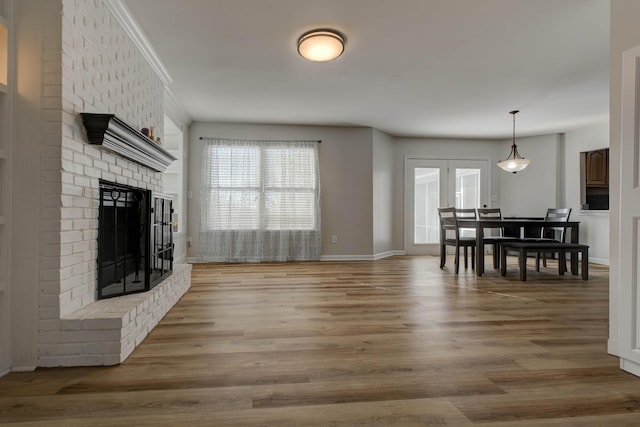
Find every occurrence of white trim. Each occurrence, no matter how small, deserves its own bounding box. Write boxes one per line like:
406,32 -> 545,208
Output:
104,0 -> 172,86
620,358 -> 640,378
189,253 -> 406,263
373,250 -> 405,260
589,257 -> 609,266
0,368 -> 9,378
608,339 -> 619,356
579,210 -> 609,216
320,254 -> 377,261
10,365 -> 36,372
164,87 -> 192,127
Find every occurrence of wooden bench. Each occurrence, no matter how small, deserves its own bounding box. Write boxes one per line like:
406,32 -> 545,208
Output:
500,241 -> 589,281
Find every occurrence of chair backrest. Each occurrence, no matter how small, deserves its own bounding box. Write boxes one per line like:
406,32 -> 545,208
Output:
477,208 -> 502,219
455,208 -> 476,238
542,208 -> 572,241
455,208 -> 477,220
437,207 -> 457,240
477,208 -> 503,236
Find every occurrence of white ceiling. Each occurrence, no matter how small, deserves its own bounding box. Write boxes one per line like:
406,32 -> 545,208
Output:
123,0 -> 610,139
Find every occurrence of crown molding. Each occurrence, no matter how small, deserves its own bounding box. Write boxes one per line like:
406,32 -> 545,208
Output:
165,87 -> 193,127
104,0 -> 172,86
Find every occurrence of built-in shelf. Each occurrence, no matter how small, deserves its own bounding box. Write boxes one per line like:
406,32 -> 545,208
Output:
80,113 -> 177,172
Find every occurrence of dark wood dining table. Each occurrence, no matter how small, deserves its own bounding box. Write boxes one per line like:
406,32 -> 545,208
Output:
457,218 -> 581,277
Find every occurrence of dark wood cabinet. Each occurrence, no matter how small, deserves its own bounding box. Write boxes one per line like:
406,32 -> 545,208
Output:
585,148 -> 608,187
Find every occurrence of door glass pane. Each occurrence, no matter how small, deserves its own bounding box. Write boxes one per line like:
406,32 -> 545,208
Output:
414,167 -> 440,244
455,168 -> 480,209
455,168 -> 480,237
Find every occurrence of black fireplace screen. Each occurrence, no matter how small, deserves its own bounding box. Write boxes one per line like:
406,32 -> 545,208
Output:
98,181 -> 173,299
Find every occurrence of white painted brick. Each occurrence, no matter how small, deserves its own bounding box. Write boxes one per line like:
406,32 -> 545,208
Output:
61,219 -> 74,231
61,298 -> 83,316
60,230 -> 83,244
39,319 -> 62,332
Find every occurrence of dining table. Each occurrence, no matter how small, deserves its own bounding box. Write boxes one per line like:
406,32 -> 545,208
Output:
457,218 -> 581,277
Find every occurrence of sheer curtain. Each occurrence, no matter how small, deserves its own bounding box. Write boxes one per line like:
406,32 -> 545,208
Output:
198,138 -> 321,262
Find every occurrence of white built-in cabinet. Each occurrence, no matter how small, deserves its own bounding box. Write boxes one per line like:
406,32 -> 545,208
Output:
0,0 -> 12,376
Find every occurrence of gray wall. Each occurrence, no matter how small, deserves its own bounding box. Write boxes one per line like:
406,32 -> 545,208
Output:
498,134 -> 563,218
372,129 -> 395,256
563,122 -> 609,264
187,122 -> 374,259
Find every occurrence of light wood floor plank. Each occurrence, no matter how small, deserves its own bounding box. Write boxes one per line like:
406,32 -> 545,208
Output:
0,255 -> 636,425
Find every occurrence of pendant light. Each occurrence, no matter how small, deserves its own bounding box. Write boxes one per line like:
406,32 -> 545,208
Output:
497,110 -> 531,173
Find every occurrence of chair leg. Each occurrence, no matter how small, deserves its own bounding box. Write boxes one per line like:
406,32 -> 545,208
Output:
543,252 -> 548,267
501,246 -> 507,276
464,247 -> 468,269
582,248 -> 589,280
518,249 -> 527,281
535,252 -> 541,271
455,246 -> 460,274
558,251 -> 566,275
440,243 -> 446,269
471,247 -> 475,270
493,243 -> 499,269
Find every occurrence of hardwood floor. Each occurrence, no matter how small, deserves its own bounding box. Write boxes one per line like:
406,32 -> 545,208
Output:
1,256 -> 639,426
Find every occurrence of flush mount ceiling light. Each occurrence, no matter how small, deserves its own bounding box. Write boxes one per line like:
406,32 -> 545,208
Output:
297,29 -> 345,62
497,110 -> 531,174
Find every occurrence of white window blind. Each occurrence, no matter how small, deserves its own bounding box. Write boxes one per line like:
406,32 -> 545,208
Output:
198,138 -> 321,262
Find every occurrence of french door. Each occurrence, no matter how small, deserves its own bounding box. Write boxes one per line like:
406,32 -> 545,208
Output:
405,158 -> 489,255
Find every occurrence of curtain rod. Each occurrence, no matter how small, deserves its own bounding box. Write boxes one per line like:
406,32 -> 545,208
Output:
199,137 -> 321,143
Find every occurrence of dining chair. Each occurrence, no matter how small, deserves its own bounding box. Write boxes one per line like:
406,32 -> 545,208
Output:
528,208 -> 572,270
438,207 -> 477,274
476,208 -> 521,269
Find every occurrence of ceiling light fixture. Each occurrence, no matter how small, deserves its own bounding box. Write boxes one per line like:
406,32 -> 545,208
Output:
297,29 -> 345,62
497,110 -> 531,174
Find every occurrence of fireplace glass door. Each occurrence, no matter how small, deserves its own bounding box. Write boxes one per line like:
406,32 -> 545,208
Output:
150,195 -> 173,288
98,183 -> 151,299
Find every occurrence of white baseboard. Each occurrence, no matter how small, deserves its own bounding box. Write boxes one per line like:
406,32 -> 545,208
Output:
373,250 -> 405,260
620,357 -> 640,378
590,257 -> 609,266
320,254 -> 376,261
190,251 -> 406,263
321,251 -> 404,261
0,368 -> 9,378
11,365 -> 36,373
608,339 -> 619,356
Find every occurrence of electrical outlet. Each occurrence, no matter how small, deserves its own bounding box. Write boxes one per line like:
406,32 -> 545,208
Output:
187,236 -> 192,247
331,235 -> 338,244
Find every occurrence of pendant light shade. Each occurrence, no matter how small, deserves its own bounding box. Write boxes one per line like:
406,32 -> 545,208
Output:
497,110 -> 531,173
297,29 -> 345,62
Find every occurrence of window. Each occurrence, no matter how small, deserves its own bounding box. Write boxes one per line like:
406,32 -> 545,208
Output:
198,139 -> 321,263
204,143 -> 318,231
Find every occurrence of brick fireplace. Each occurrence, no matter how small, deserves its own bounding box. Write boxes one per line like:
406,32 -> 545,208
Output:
32,1 -> 192,368
37,111 -> 192,367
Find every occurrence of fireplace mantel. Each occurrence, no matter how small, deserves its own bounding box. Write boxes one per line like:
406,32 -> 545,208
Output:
80,113 -> 177,172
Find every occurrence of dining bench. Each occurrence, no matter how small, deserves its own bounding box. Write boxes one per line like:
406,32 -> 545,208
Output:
500,241 -> 589,281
